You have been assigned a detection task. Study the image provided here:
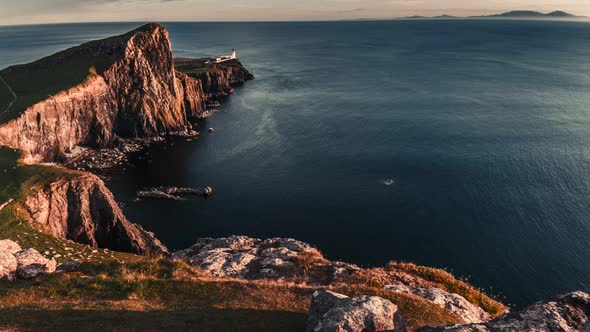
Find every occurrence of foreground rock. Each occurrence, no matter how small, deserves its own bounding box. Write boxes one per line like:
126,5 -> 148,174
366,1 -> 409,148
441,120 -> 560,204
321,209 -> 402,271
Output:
0,240 -> 65,280
23,173 -> 167,255
14,248 -> 57,279
307,290 -> 405,332
385,284 -> 491,323
0,239 -> 22,254
173,236 -> 500,324
0,250 -> 17,280
419,291 -> 590,332
173,236 -> 319,279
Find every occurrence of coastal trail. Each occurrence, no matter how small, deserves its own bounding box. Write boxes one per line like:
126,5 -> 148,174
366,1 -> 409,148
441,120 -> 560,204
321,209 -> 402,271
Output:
0,74 -> 17,120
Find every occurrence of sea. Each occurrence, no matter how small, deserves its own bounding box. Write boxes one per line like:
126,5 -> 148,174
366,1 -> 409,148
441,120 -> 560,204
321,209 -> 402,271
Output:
2,19 -> 590,307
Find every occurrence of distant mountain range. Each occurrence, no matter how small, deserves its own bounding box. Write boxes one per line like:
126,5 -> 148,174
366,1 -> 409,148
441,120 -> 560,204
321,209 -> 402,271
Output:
402,10 -> 586,20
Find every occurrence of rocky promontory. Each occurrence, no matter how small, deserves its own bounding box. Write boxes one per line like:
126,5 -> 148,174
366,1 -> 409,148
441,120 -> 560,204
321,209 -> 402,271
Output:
23,173 -> 167,255
0,23 -> 252,164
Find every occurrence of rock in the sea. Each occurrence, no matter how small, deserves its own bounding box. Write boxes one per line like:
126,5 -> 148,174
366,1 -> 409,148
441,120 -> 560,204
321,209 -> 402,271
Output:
0,250 -> 17,280
307,290 -> 405,332
137,186 -> 214,200
385,284 -> 491,323
14,248 -> 57,279
0,239 -> 22,254
419,291 -> 590,332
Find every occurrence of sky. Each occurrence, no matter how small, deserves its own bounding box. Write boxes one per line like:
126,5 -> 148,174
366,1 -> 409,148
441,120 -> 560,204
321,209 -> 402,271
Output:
1,0 -> 590,25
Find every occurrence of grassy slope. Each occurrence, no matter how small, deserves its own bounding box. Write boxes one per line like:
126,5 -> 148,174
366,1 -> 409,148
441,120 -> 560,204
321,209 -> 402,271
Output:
0,260 -> 461,331
0,25 -> 146,124
174,58 -> 241,75
387,262 -> 505,317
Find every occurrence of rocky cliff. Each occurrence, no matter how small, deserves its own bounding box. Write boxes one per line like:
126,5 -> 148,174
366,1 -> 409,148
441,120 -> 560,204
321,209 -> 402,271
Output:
0,23 -> 252,164
173,236 -> 503,324
23,173 -> 167,255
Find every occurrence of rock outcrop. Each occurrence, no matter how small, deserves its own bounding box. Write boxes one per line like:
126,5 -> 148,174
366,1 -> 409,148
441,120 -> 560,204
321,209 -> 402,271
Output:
419,291 -> 590,332
23,173 -> 167,255
172,236 -> 318,279
0,23 -> 252,164
14,248 -> 57,279
307,290 -> 406,332
385,284 -> 492,323
0,240 -> 59,280
173,236 -> 500,324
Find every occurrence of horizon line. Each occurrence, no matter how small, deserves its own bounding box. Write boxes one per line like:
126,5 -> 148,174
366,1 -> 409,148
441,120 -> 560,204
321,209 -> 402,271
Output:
2,16 -> 590,28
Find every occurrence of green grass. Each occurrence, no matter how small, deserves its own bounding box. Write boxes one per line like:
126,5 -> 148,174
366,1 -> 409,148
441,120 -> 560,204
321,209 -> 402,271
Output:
174,58 -> 215,75
174,58 -> 241,75
0,147 -> 99,260
0,259 -> 463,331
0,25 -> 147,124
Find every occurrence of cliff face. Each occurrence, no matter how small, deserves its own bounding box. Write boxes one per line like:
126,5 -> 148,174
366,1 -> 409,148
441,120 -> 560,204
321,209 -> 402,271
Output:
23,173 -> 167,255
0,23 -> 250,164
0,76 -> 116,163
190,60 -> 255,99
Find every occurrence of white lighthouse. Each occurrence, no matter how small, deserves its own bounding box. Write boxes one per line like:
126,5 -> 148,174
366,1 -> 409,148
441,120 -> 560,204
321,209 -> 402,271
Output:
214,49 -> 238,63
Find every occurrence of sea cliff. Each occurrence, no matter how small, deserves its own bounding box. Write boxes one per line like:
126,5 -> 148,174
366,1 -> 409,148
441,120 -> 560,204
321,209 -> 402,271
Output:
0,23 -> 252,164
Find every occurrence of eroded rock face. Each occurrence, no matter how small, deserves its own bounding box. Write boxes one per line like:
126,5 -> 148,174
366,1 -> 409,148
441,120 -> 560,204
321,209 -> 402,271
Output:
385,284 -> 492,323
23,173 -> 167,255
14,248 -> 57,279
420,292 -> 590,332
307,290 -> 405,332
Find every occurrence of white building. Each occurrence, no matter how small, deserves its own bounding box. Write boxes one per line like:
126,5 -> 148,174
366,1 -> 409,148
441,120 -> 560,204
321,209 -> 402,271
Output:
214,49 -> 237,63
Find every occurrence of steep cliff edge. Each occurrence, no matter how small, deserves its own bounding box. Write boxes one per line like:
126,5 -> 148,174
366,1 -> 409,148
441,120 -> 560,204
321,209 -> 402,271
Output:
0,23 -> 252,164
22,173 -> 167,255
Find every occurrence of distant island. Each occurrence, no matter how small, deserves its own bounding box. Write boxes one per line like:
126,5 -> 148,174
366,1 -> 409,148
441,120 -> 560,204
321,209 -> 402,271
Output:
401,10 -> 587,20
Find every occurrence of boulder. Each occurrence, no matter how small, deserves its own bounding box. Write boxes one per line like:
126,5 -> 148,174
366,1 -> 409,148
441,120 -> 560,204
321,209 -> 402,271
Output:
419,291 -> 590,332
0,251 -> 17,280
385,284 -> 491,323
307,290 -> 406,332
0,239 -> 21,254
14,248 -> 57,279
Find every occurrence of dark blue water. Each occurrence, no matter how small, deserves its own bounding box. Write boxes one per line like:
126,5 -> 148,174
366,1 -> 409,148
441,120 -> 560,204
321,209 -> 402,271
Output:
3,20 -> 590,307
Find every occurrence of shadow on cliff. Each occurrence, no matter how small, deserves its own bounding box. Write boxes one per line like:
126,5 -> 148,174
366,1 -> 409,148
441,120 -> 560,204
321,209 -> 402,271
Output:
0,307 -> 307,331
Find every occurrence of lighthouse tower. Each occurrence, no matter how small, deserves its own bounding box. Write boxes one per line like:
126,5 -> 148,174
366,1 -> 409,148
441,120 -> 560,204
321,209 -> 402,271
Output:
231,49 -> 237,59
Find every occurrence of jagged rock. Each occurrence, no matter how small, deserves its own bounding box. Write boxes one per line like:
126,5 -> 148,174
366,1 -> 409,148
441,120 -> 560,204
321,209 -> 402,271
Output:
173,236 -> 316,279
419,291 -> 590,332
14,248 -> 57,279
0,251 -> 17,280
23,173 -> 167,256
385,284 -> 491,323
307,290 -> 406,332
0,239 -> 21,254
